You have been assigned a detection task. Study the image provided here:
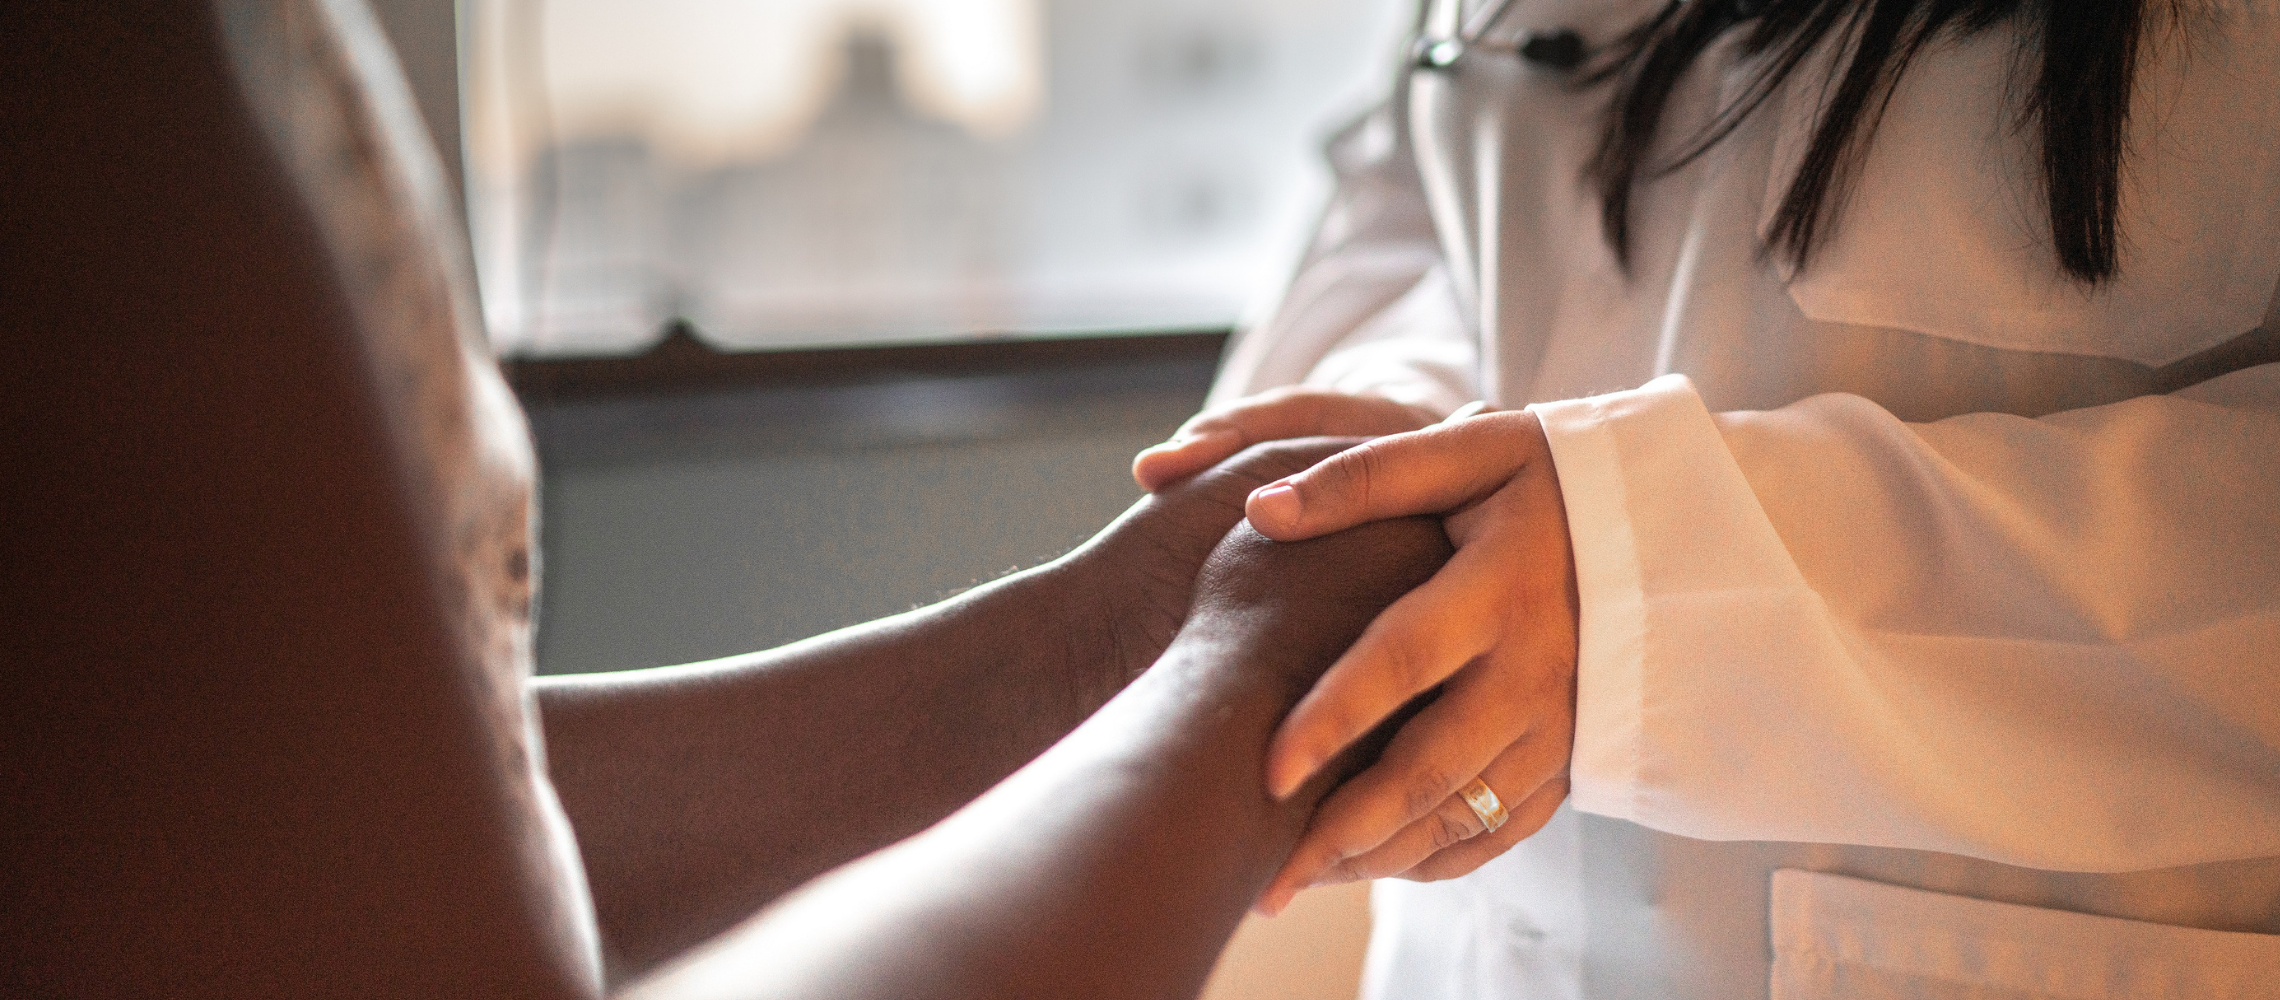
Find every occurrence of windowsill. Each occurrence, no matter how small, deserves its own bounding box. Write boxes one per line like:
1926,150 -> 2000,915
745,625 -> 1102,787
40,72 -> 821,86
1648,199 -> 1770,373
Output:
503,322 -> 1227,405
506,323 -> 1229,468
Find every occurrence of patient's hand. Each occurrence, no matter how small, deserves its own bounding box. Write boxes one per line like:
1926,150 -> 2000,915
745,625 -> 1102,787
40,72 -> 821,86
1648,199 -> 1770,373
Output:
1052,436 -> 1374,699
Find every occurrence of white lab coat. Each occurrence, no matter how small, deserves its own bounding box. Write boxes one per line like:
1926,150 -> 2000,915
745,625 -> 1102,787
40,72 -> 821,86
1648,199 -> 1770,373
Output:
1216,1 -> 2280,996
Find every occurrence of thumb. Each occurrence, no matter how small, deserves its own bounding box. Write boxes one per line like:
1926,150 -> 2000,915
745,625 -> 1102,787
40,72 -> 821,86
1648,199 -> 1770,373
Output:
1244,412 -> 1537,540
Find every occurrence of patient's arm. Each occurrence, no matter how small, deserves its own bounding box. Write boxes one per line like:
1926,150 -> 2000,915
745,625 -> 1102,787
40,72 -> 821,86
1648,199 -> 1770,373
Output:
539,440 -> 1376,980
7,6 -> 1432,996
627,515 -> 1452,1000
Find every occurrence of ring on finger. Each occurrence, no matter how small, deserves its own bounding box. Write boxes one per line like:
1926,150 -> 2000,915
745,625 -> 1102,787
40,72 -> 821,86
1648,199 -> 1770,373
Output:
1457,777 -> 1509,834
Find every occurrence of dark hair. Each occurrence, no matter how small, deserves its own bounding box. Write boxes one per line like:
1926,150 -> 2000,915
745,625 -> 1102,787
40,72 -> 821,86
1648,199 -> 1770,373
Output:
1585,0 -> 2169,284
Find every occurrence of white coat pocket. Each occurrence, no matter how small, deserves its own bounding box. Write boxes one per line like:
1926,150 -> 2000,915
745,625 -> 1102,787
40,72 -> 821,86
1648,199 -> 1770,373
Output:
1761,7 -> 2280,368
1769,869 -> 2280,1000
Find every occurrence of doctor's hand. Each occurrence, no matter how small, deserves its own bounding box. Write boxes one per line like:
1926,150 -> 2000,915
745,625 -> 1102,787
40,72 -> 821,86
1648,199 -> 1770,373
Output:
1245,409 -> 1579,916
1132,388 -> 1439,492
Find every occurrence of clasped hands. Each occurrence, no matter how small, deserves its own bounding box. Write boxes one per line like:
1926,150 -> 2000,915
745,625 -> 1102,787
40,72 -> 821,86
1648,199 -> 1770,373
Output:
1134,389 -> 1581,916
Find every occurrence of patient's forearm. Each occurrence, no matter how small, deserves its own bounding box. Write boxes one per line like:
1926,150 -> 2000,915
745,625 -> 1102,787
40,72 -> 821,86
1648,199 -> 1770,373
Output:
536,559 -> 1128,979
539,441 -> 1361,981
624,518 -> 1451,1000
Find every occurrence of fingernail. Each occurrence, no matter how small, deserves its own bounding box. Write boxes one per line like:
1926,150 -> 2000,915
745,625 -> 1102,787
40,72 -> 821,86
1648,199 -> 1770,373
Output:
1249,482 -> 1301,525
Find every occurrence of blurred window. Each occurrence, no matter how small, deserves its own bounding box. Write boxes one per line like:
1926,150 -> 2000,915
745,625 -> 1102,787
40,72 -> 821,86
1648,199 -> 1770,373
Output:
464,0 -> 1414,356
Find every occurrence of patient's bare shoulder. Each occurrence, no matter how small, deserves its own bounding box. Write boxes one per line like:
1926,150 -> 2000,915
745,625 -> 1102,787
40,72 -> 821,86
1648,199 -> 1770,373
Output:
3,4 -> 598,995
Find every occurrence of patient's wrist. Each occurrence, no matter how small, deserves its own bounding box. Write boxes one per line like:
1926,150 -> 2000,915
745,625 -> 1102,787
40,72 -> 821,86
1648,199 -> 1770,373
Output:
1027,437 -> 1430,713
1182,518 -> 1451,692
1038,494 -> 1234,702
1016,555 -> 1148,709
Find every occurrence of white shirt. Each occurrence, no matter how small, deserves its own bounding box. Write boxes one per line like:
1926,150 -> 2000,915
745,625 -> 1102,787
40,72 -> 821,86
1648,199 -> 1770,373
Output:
1216,1 -> 2280,996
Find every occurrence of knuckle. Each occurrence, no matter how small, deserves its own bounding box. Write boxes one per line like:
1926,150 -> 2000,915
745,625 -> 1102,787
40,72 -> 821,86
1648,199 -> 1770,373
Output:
1340,442 -> 1387,510
1428,810 -> 1475,851
1399,762 -> 1462,819
1337,857 -> 1389,882
1377,634 -> 1440,692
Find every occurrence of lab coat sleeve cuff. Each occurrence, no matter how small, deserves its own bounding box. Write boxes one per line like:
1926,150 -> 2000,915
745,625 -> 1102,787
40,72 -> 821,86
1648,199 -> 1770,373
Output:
1527,374 -> 1758,824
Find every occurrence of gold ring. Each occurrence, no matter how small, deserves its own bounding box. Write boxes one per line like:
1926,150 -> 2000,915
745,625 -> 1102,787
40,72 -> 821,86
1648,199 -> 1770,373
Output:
1457,777 -> 1509,834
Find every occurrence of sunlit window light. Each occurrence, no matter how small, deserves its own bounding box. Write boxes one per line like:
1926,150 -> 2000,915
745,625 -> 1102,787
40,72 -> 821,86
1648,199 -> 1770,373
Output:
464,0 -> 1412,356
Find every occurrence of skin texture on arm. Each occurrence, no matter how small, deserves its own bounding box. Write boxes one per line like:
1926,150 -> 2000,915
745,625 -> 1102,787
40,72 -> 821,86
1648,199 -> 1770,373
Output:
623,515 -> 1453,1000
538,440 -> 1363,980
